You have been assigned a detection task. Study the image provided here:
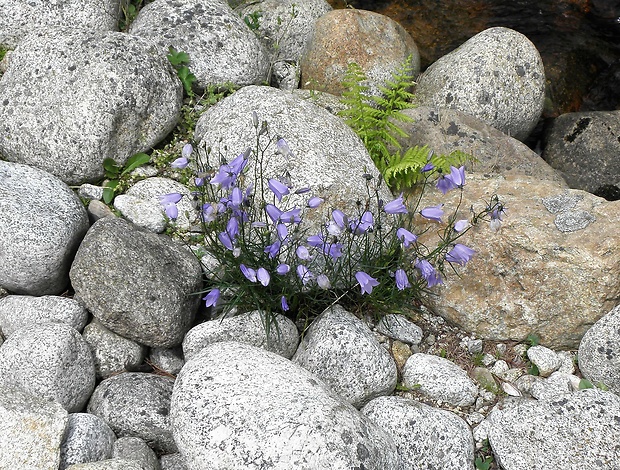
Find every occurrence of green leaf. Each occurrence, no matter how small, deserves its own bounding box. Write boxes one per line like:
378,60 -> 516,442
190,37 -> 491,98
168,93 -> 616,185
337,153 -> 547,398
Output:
121,152 -> 150,175
579,378 -> 594,390
177,66 -> 197,95
102,158 -> 121,178
528,364 -> 540,376
167,47 -> 190,66
102,185 -> 116,204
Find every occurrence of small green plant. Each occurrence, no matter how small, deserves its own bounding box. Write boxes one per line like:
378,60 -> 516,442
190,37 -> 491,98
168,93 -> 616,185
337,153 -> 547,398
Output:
0,47 -> 7,62
475,439 -> 494,470
167,47 -> 197,97
338,57 -> 469,190
102,152 -> 151,204
526,333 -> 540,347
578,378 -> 609,391
119,0 -> 150,31
243,10 -> 262,31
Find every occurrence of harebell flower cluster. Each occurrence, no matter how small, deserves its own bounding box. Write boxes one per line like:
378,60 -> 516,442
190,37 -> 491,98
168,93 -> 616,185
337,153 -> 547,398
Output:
159,114 -> 505,330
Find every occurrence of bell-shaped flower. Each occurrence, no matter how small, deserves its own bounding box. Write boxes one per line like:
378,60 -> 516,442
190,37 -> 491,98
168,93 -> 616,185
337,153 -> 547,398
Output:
296,265 -> 313,285
218,232 -> 234,251
445,244 -> 476,266
230,187 -> 243,208
171,157 -> 189,169
422,162 -> 435,172
383,194 -> 408,214
415,259 -> 443,287
276,263 -> 290,275
279,208 -> 301,224
264,240 -> 281,259
332,209 -> 347,229
226,217 -> 239,239
350,211 -> 373,235
421,204 -> 444,222
203,289 -> 220,308
307,234 -> 324,247
355,271 -> 380,295
265,204 -> 282,224
268,178 -> 290,202
454,219 -> 469,232
281,296 -> 289,312
317,274 -> 331,290
295,187 -> 310,195
307,197 -> 324,208
396,227 -> 417,247
296,246 -> 310,260
202,203 -> 216,223
240,264 -> 257,283
276,223 -> 288,241
163,203 -> 178,220
159,193 -> 183,205
435,175 -> 455,195
182,143 -> 193,158
446,165 -> 466,188
395,269 -> 411,290
257,267 -> 270,287
276,138 -> 294,158
323,242 -> 343,259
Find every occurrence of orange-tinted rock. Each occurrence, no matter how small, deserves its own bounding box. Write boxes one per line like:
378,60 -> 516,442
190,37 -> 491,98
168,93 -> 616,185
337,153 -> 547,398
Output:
301,9 -> 420,96
409,174 -> 620,349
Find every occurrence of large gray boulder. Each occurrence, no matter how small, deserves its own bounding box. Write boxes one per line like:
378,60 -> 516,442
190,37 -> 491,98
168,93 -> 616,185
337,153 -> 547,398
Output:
129,0 -> 269,89
0,322 -> 96,412
0,385 -> 68,470
393,106 -> 566,184
415,27 -> 545,141
240,0 -> 332,62
0,0 -> 119,48
0,295 -> 88,336
183,310 -> 299,361
0,28 -> 182,184
70,217 -> 202,348
361,396 -> 475,470
88,372 -> 177,454
487,389 -> 620,469
292,305 -> 397,408
0,161 -> 89,295
194,85 -> 393,229
59,413 -> 116,470
578,304 -> 620,395
170,341 -> 401,469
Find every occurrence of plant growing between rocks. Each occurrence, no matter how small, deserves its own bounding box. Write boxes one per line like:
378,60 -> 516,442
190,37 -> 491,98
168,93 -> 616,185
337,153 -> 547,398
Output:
159,114 -> 505,335
338,57 -> 470,190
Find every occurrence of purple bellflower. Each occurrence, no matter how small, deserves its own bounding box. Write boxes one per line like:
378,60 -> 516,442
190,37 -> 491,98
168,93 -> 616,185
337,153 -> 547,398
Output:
268,178 -> 290,202
210,153 -> 248,189
317,274 -> 331,290
350,211 -> 373,235
436,175 -> 455,195
203,289 -> 220,308
307,197 -> 324,208
355,271 -> 380,295
396,228 -> 417,247
447,165 -> 466,188
415,259 -> 443,287
296,246 -> 310,260
240,264 -> 257,282
265,204 -> 282,224
257,267 -> 270,286
171,157 -> 189,169
395,269 -> 411,290
182,143 -> 193,158
281,296 -> 289,311
276,263 -> 290,275
279,208 -> 301,224
445,244 -> 476,266
264,240 -> 281,259
383,194 -> 408,214
421,204 -> 444,222
454,219 -> 469,232
422,162 -> 435,172
296,265 -> 313,285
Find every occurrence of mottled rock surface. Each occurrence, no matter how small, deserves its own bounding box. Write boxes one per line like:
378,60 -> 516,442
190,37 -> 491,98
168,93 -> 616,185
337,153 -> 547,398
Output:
0,161 -> 89,295
170,341 -> 401,469
415,27 -> 545,141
